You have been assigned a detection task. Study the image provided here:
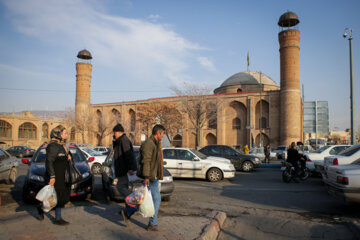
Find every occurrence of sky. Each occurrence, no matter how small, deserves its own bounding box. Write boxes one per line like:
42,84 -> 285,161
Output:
0,0 -> 359,131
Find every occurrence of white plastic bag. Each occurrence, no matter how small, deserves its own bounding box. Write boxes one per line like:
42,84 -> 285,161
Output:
139,187 -> 155,218
36,185 -> 57,212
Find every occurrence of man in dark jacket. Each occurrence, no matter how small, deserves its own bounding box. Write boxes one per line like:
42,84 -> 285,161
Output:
287,142 -> 300,181
264,144 -> 271,164
112,123 -> 137,224
138,124 -> 165,231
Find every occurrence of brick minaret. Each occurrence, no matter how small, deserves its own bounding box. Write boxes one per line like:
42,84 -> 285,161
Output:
75,49 -> 92,142
278,12 -> 302,145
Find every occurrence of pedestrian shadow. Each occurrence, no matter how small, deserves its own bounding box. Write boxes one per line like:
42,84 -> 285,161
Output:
83,204 -> 128,227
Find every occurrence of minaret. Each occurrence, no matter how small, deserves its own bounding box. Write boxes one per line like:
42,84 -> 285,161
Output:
75,49 -> 92,142
278,12 -> 302,145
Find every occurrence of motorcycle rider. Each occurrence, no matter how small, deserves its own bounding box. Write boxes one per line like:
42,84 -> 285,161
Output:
286,142 -> 301,182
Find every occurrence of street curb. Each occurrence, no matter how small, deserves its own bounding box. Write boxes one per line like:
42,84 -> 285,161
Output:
196,211 -> 227,240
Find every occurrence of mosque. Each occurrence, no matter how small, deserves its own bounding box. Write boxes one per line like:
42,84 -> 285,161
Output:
0,12 -> 303,149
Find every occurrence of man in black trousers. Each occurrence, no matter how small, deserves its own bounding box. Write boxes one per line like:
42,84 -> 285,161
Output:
112,123 -> 137,224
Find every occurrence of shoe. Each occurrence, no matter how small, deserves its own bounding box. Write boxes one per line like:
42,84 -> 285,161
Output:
53,219 -> 69,226
120,209 -> 129,224
37,206 -> 44,221
147,225 -> 158,231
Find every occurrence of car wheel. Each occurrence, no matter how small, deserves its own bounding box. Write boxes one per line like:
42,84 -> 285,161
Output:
6,167 -> 17,184
242,161 -> 254,172
91,163 -> 102,175
207,168 -> 223,182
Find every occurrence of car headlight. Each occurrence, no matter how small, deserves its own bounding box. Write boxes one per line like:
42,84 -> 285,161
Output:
255,158 -> 260,162
162,176 -> 173,182
82,172 -> 90,178
30,174 -> 45,182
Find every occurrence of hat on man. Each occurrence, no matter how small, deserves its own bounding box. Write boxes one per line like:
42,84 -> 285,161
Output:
113,123 -> 124,132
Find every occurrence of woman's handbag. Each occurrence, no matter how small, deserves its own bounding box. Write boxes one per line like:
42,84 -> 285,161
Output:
65,159 -> 83,184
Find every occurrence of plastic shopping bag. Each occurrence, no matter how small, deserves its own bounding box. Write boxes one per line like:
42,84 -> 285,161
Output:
139,187 -> 155,218
125,186 -> 146,207
36,185 -> 57,212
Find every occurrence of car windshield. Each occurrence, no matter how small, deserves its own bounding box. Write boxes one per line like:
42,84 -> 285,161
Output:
314,145 -> 331,153
33,146 -> 87,163
191,149 -> 207,159
82,148 -> 103,156
339,145 -> 360,157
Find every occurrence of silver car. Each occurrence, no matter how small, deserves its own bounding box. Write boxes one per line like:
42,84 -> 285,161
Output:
0,147 -> 18,184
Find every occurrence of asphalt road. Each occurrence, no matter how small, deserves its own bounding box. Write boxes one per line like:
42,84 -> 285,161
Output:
1,162 -> 360,239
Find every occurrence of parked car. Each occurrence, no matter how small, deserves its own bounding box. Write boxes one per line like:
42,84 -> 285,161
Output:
163,147 -> 235,182
80,147 -> 107,175
22,144 -> 94,203
101,146 -> 174,202
6,146 -> 35,158
306,145 -> 351,172
199,145 -> 261,172
273,146 -> 289,159
248,147 -> 276,161
93,146 -> 111,155
324,159 -> 360,203
0,147 -> 18,184
324,144 -> 360,168
308,139 -> 327,150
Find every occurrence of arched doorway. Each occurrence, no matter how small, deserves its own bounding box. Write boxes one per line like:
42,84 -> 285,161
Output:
255,100 -> 269,129
206,133 -> 217,145
112,108 -> 121,123
172,134 -> 182,147
42,123 -> 49,139
224,101 -> 247,146
255,133 -> 270,147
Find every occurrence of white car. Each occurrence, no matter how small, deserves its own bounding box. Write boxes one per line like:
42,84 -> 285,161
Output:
324,159 -> 360,203
248,147 -> 276,161
306,145 -> 350,172
80,147 -> 107,174
162,148 -> 236,182
273,146 -> 289,159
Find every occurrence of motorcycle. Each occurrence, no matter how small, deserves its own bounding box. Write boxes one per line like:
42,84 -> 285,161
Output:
281,154 -> 310,183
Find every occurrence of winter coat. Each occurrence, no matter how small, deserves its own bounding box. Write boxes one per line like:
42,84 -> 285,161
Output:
137,135 -> 163,181
287,148 -> 299,165
45,140 -> 70,207
113,134 -> 137,178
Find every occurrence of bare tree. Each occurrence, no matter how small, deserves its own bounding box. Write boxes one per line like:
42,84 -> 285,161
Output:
137,102 -> 182,143
92,110 -> 115,146
63,107 -> 93,143
171,83 -> 217,149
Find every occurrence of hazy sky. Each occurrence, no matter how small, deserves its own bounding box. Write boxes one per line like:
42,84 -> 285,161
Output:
0,0 -> 359,131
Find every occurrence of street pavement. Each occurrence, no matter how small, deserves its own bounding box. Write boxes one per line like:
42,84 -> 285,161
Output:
1,161 -> 360,239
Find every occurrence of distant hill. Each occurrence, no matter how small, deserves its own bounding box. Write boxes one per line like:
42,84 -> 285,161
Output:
0,111 -> 68,119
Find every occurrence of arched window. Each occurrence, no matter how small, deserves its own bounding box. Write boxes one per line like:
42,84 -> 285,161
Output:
42,123 -> 48,138
232,118 -> 241,130
0,120 -> 12,138
70,127 -> 75,141
18,122 -> 37,139
112,109 -> 121,123
129,109 -> 136,132
259,117 -> 267,129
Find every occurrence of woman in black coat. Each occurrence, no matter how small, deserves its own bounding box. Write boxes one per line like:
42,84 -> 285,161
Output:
37,125 -> 71,225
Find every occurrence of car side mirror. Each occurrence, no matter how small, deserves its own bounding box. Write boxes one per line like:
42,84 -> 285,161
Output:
163,161 -> 167,165
193,157 -> 200,161
21,158 -> 29,164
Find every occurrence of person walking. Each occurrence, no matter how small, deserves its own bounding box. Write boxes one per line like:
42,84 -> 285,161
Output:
243,144 -> 249,154
111,123 -> 138,224
264,144 -> 271,164
38,125 -> 71,225
138,124 -> 165,231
